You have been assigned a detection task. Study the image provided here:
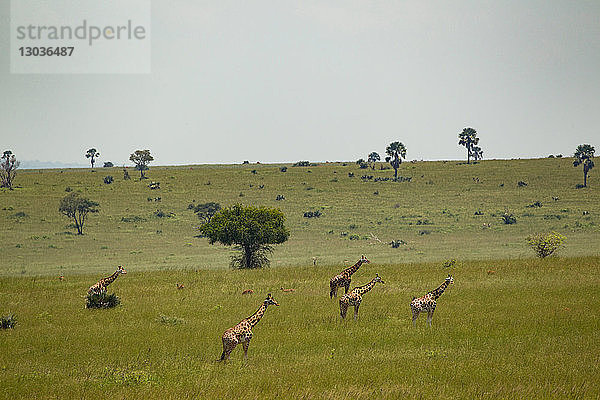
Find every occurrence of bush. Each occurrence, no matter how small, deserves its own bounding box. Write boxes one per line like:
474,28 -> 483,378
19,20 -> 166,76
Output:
1,314 -> 17,329
103,162 -> 114,168
390,239 -> 406,248
86,292 -> 120,309
280,167 -> 287,172
103,175 -> 114,184
303,210 -> 322,218
154,210 -> 174,218
293,161 -> 310,167
527,232 -> 566,258
518,181 -> 528,187
502,212 -> 517,224
526,201 -> 543,208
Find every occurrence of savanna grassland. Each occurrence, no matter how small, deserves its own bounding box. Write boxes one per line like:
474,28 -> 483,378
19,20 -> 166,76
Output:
1,158 -> 599,399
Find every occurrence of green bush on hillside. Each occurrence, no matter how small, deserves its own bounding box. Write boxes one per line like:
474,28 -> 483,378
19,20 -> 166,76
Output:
527,232 -> 566,258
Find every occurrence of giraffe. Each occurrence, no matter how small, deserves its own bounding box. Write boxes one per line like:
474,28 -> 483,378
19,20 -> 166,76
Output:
330,255 -> 370,298
87,266 -> 127,296
410,274 -> 454,327
339,274 -> 385,319
219,293 -> 280,361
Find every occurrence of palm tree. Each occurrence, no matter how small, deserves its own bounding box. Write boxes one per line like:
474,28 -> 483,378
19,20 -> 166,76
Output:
385,142 -> 407,180
573,144 -> 595,187
458,128 -> 479,164
85,148 -> 100,168
368,152 -> 380,169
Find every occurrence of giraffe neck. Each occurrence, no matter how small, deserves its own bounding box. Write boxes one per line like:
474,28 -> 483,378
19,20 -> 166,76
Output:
246,303 -> 268,328
429,280 -> 450,299
342,260 -> 363,276
102,270 -> 121,287
355,278 -> 378,295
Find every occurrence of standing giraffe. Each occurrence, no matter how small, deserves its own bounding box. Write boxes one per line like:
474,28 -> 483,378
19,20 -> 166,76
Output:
87,266 -> 127,296
410,274 -> 454,327
330,255 -> 370,298
339,274 -> 385,319
219,293 -> 280,361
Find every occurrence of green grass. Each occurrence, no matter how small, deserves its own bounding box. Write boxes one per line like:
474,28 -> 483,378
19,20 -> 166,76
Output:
0,159 -> 598,398
0,158 -> 598,276
0,257 -> 598,399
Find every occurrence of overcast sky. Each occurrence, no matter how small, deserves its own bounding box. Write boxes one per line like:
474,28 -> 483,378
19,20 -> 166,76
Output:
1,1 -> 599,166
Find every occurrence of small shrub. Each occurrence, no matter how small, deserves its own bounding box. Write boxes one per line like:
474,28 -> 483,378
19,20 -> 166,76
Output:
251,170 -> 257,174
104,176 -> 114,184
293,161 -> 310,167
303,210 -> 322,218
154,210 -> 174,218
121,216 -> 146,223
157,314 -> 185,325
242,160 -> 250,164
442,259 -> 456,268
348,172 -> 354,178
474,210 -> 484,216
276,195 -> 285,201
65,186 -> 72,192
527,232 -> 566,258
349,234 -> 360,240
103,162 -> 114,168
1,314 -> 17,329
280,167 -> 287,172
86,293 -> 120,309
502,212 -> 517,224
390,239 -> 406,248
517,181 -> 528,187
575,184 -> 585,189
148,181 -> 160,190
12,211 -> 27,218
526,201 -> 543,208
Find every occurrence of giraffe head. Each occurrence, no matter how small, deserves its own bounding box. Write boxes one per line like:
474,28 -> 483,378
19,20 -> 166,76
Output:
446,274 -> 453,285
264,293 -> 279,307
360,255 -> 371,264
118,265 -> 127,275
374,273 -> 385,284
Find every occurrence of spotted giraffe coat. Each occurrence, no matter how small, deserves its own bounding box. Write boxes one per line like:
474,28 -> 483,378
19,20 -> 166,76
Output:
88,266 -> 127,296
330,255 -> 370,298
410,274 -> 453,326
339,274 -> 384,319
220,293 -> 279,361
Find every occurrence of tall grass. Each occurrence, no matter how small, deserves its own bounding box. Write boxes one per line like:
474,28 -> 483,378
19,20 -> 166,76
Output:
0,256 -> 598,399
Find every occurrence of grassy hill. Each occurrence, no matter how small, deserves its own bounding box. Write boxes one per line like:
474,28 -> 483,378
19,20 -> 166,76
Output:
1,158 -> 599,399
0,158 -> 598,276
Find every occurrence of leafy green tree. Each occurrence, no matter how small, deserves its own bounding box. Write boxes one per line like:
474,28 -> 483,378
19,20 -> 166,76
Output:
368,152 -> 380,169
0,150 -> 19,189
59,192 -> 99,235
193,202 -> 221,223
85,148 -> 100,168
129,149 -> 154,179
458,127 -> 480,164
385,142 -> 407,180
573,144 -> 595,187
200,204 -> 289,269
527,232 -> 565,258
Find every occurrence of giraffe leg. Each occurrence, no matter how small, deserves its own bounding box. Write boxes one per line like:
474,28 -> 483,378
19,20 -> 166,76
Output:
353,303 -> 360,320
344,282 -> 350,294
339,300 -> 348,319
242,339 -> 250,359
426,310 -> 434,327
220,337 -> 237,361
330,283 -> 337,299
411,309 -> 419,326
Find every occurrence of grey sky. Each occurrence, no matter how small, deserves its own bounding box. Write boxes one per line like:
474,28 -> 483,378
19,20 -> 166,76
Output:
1,1 -> 599,166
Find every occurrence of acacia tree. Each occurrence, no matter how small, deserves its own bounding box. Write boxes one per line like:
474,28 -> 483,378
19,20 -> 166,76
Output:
200,204 -> 289,269
129,149 -> 154,179
385,142 -> 407,180
573,144 -> 595,187
85,148 -> 100,168
458,127 -> 480,164
0,150 -> 19,189
59,192 -> 99,235
193,202 -> 221,223
368,151 -> 380,169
